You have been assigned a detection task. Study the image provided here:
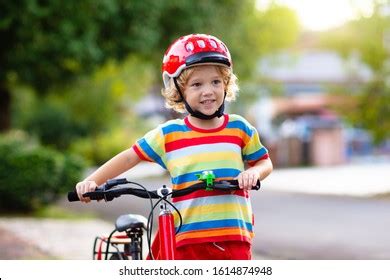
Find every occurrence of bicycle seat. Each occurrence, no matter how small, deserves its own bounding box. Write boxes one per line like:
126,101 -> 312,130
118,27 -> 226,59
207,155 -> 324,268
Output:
115,214 -> 148,232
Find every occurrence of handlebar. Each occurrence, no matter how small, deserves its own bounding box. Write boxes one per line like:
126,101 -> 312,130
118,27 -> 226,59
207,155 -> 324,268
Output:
67,179 -> 260,202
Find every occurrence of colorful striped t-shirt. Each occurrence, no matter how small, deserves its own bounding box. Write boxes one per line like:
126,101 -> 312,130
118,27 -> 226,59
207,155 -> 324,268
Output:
132,114 -> 269,247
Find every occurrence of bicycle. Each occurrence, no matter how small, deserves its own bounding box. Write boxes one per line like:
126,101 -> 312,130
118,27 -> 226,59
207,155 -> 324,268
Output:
67,171 -> 260,260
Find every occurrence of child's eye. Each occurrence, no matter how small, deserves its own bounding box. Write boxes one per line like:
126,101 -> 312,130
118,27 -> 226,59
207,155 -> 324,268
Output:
191,82 -> 201,87
212,79 -> 222,85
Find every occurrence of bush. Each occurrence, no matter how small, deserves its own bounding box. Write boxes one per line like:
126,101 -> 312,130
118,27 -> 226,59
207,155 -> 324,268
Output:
69,126 -> 142,165
0,131 -> 86,212
22,102 -> 88,149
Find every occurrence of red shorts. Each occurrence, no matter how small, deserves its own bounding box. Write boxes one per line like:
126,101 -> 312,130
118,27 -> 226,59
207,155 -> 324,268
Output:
175,241 -> 252,260
147,231 -> 251,260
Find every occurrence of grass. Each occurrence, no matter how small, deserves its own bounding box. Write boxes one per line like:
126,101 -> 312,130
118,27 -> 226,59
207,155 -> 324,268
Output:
0,205 -> 97,220
32,205 -> 97,220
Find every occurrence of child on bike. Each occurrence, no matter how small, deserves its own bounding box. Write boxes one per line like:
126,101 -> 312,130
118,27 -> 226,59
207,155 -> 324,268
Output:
76,34 -> 273,260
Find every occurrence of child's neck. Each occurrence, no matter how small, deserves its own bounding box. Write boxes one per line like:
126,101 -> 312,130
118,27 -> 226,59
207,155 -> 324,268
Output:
187,115 -> 225,130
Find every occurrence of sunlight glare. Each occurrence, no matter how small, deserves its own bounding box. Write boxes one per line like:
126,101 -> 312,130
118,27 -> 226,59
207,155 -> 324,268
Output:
257,0 -> 374,31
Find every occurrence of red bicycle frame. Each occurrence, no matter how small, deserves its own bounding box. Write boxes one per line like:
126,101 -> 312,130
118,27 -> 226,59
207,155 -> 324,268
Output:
148,201 -> 177,260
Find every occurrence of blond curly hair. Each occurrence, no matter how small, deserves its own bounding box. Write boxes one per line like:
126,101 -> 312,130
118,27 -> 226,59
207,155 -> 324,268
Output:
161,65 -> 239,113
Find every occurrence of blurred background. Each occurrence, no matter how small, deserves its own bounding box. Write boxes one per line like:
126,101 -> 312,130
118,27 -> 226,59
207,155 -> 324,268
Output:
0,0 -> 389,260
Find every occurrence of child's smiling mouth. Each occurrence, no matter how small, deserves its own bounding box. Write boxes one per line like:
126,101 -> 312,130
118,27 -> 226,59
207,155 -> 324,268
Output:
200,99 -> 216,104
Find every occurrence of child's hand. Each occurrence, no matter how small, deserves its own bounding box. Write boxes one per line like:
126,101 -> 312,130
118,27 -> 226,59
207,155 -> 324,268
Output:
75,181 -> 98,203
236,169 -> 260,190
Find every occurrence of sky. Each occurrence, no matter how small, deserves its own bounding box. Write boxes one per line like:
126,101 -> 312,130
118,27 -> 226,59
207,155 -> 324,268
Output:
257,0 -> 374,31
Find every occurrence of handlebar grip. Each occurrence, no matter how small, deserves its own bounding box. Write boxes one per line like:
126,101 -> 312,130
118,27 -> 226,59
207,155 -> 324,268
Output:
67,191 -> 80,202
214,179 -> 261,190
67,183 -> 107,202
253,180 -> 261,190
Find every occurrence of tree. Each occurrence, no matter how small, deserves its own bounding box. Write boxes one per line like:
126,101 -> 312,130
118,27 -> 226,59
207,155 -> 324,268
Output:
1,0 -> 299,131
319,1 -> 390,143
0,0 -> 163,130
234,4 -> 300,79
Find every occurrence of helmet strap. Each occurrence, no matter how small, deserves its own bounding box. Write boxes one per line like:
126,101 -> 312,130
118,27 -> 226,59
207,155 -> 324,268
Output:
173,78 -> 226,120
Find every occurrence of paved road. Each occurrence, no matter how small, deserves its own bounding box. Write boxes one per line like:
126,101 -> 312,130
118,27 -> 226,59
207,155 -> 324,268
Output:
61,175 -> 390,260
251,190 -> 390,259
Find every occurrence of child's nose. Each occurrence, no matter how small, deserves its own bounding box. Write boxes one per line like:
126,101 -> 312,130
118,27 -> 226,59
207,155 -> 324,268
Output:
202,84 -> 214,95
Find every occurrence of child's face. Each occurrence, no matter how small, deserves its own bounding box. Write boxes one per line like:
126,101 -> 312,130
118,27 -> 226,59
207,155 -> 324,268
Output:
183,65 -> 225,116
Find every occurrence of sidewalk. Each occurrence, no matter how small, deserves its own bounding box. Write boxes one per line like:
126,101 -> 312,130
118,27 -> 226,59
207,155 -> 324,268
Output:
0,218 -> 113,260
263,162 -> 390,197
0,226 -> 53,259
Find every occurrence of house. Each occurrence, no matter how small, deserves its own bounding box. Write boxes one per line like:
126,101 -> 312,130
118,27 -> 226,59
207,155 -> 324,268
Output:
252,50 -> 372,167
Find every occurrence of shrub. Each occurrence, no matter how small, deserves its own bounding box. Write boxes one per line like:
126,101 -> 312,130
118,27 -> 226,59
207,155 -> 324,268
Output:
0,131 -> 86,212
22,102 -> 87,149
69,126 -> 141,165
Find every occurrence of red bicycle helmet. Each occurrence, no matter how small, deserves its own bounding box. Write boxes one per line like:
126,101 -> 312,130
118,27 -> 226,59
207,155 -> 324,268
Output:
162,34 -> 232,88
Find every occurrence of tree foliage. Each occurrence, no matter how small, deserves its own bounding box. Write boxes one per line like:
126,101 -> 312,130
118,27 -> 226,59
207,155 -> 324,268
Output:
13,55 -> 154,149
320,3 -> 389,72
1,0 -> 162,90
354,77 -> 390,143
1,0 -> 300,130
319,1 -> 390,143
211,3 -> 300,80
1,0 -> 300,90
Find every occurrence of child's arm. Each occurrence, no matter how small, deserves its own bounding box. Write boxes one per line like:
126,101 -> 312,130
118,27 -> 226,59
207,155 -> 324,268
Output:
237,158 -> 273,190
76,148 -> 142,202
